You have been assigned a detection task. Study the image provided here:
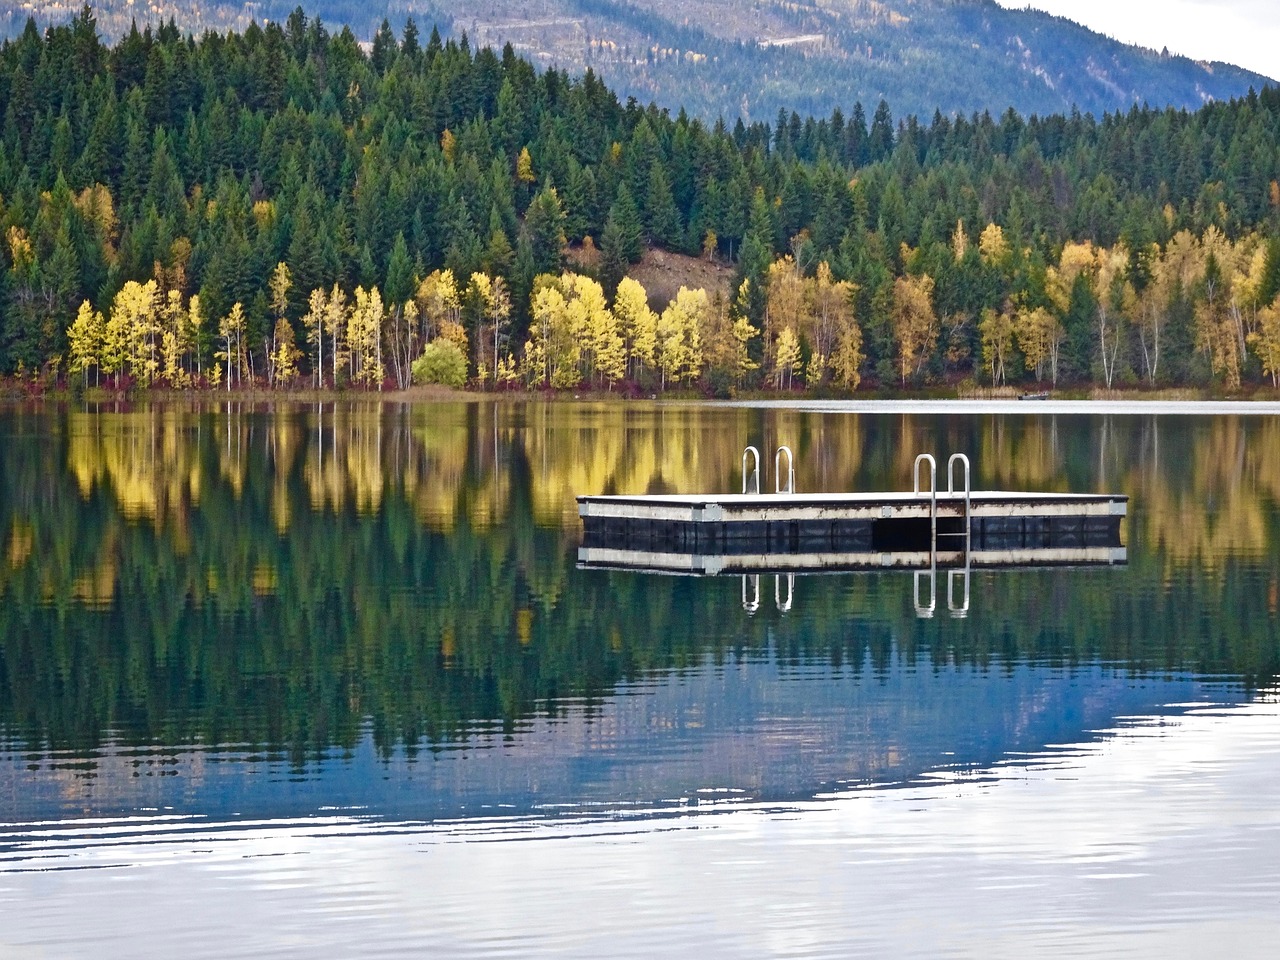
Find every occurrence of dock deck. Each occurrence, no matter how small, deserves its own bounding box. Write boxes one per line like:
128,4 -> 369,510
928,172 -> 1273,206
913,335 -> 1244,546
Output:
578,490 -> 1126,556
579,490 -> 1126,523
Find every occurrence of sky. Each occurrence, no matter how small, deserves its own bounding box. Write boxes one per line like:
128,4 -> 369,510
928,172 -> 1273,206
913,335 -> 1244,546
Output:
992,0 -> 1280,82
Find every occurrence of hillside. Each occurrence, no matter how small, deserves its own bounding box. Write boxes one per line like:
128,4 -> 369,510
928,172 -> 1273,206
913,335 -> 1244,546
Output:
2,1 -> 1273,121
2,10 -> 1280,395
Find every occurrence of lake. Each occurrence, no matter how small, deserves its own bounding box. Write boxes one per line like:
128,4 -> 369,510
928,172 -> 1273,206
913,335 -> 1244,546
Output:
2,400 -> 1279,957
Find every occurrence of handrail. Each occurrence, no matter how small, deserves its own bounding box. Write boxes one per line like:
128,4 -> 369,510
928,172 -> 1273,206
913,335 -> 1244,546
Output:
913,453 -> 937,554
948,565 -> 970,618
742,574 -> 760,614
742,446 -> 761,495
913,565 -> 936,619
947,453 -> 971,549
774,445 -> 795,495
775,573 -> 794,613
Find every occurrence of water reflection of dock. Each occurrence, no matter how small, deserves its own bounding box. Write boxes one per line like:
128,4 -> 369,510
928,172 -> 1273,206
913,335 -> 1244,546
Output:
577,449 -> 1128,615
577,542 -> 1128,576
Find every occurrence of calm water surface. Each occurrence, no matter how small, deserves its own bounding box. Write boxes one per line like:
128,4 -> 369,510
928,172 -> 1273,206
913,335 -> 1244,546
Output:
1,401 -> 1278,957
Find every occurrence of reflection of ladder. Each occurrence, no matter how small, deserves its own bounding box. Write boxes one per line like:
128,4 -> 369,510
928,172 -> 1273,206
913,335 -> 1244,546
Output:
913,452 -> 971,619
742,572 -> 795,615
742,445 -> 796,614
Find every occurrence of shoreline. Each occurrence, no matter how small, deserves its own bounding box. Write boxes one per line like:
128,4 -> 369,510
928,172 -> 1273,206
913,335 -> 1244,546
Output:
4,386 -> 1280,416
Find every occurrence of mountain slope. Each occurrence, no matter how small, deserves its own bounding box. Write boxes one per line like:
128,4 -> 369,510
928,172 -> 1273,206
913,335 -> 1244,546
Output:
4,0 -> 1274,120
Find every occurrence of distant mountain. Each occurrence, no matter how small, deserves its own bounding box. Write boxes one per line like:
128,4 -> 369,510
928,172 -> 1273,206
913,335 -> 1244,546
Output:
4,0 -> 1274,120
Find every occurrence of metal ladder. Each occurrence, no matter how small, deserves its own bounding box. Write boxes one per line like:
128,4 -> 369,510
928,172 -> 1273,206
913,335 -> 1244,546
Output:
742,445 -> 795,495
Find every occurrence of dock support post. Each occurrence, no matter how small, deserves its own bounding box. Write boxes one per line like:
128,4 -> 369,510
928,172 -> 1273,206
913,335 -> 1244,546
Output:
913,453 -> 937,554
742,446 -> 761,495
775,445 -> 794,494
742,574 -> 760,614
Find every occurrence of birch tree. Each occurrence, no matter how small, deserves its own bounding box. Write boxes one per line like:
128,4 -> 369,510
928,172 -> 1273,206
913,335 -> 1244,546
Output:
891,274 -> 938,384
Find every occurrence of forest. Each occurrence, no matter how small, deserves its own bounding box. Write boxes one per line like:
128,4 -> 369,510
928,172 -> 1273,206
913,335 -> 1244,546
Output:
2,6 -> 1280,395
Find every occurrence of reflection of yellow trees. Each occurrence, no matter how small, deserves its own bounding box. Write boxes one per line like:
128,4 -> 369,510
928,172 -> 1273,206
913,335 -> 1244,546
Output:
269,411 -> 301,534
977,418 -> 1069,493
37,405 -> 1280,584
1127,417 -> 1280,566
963,414 -> 1280,570
67,410 -> 204,531
404,411 -> 470,529
6,519 -> 33,570
71,553 -> 117,608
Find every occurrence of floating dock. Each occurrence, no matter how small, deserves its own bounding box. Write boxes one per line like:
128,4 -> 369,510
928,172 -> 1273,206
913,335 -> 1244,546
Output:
577,449 -> 1127,577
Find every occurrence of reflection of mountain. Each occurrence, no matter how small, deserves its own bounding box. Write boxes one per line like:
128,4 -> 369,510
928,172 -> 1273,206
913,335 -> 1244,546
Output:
0,658 -> 1242,823
1,403 -> 1278,778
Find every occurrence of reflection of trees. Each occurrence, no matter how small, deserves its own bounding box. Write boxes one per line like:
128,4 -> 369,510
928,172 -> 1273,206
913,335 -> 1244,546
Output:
0,404 -> 1277,763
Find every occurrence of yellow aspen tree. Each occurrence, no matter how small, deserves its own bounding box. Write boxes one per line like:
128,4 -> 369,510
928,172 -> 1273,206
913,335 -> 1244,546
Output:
655,300 -> 684,390
327,284 -> 349,385
589,300 -> 626,388
1194,228 -> 1240,387
269,262 -> 291,322
187,294 -> 204,381
441,128 -> 456,163
613,276 -> 656,380
764,256 -> 811,379
978,223 -> 1010,267
1195,279 -> 1239,388
701,289 -> 756,386
1046,241 -> 1095,315
1228,237 -> 1267,362
401,300 -> 420,387
891,274 -> 939,384
978,305 -> 1015,386
564,273 -> 622,386
529,280 -> 576,388
1137,239 -> 1188,385
415,269 -> 463,345
812,261 -> 855,383
267,262 -> 292,387
468,272 -> 513,386
1248,296 -> 1280,388
730,306 -> 760,385
656,287 -> 707,389
302,287 -> 327,388
217,302 -> 246,390
774,326 -> 801,389
1015,305 -> 1060,384
832,313 -> 863,391
161,289 -> 189,387
1094,245 -> 1129,389
349,286 -> 385,388
271,316 -> 301,386
951,220 -> 969,261
521,320 -> 550,388
66,300 -> 104,387
100,294 -> 128,379
107,280 -> 159,385
732,278 -> 761,386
